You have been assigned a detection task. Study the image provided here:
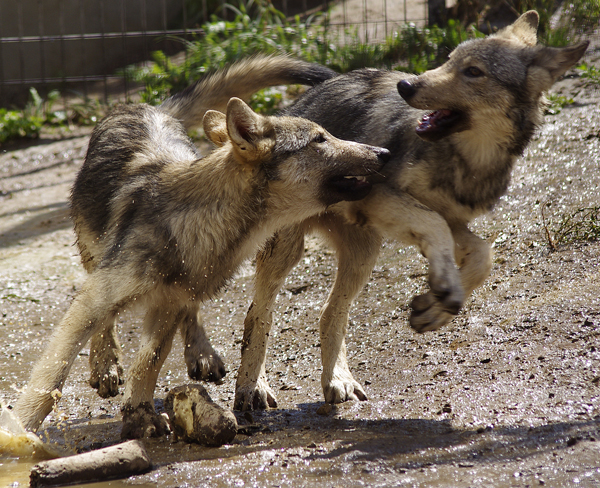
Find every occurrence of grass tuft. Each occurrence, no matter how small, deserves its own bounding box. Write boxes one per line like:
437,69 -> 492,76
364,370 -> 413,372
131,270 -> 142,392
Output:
542,204 -> 600,250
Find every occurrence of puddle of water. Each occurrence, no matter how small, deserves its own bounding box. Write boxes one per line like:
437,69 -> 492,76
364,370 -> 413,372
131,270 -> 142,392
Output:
0,458 -> 36,488
0,409 -> 157,488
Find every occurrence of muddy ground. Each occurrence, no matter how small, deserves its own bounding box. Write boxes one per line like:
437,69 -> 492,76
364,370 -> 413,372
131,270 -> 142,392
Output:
1,46 -> 600,488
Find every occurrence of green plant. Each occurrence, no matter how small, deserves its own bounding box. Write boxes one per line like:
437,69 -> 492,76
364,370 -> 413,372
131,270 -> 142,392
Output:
68,96 -> 105,125
560,0 -> 600,33
0,88 -> 105,145
578,62 -> 600,88
542,204 -> 600,250
539,0 -> 600,46
249,86 -> 283,114
0,108 -> 43,144
387,20 -> 484,74
123,4 -> 483,106
0,88 -> 45,144
545,93 -> 574,115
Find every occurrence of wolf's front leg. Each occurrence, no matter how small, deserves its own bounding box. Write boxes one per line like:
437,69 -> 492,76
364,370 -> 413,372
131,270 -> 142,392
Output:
179,305 -> 226,383
234,226 -> 306,411
120,305 -> 180,439
409,224 -> 493,331
13,280 -> 120,432
350,188 -> 465,332
318,219 -> 381,404
88,320 -> 124,398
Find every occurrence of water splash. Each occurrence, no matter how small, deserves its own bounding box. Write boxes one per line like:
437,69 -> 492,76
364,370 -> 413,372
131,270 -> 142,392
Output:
0,406 -> 63,460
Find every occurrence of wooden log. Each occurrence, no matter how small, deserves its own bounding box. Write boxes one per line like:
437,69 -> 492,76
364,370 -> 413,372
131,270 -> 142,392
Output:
164,384 -> 237,447
29,440 -> 152,487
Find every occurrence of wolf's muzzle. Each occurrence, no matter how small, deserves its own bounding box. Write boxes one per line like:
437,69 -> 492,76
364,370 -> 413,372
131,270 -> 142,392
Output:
397,79 -> 417,101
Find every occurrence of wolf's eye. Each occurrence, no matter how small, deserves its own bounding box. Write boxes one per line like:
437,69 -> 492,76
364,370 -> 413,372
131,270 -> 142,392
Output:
312,134 -> 327,144
464,66 -> 484,78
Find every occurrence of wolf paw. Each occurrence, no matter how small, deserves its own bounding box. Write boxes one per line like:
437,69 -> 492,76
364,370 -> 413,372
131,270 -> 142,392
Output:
234,379 -> 278,411
323,370 -> 368,404
185,348 -> 227,383
89,362 -> 124,398
409,292 -> 457,332
121,402 -> 171,439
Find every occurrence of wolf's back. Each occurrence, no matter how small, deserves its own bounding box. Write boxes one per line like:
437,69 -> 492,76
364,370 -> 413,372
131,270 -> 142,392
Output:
159,55 -> 337,130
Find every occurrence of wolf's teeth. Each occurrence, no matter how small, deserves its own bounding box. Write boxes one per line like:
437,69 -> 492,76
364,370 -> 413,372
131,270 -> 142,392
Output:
344,175 -> 366,182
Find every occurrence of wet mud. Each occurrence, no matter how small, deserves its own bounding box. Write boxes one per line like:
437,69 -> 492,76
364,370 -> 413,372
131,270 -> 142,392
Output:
1,57 -> 600,487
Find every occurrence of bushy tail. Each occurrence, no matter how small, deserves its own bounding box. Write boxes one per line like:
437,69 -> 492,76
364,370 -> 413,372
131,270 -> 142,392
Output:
159,55 -> 337,130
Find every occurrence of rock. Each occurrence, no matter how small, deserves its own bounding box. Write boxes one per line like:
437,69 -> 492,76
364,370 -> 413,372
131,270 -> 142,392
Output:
164,384 -> 237,447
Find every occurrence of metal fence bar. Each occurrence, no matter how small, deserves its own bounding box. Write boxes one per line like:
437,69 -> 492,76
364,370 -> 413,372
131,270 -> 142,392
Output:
17,2 -> 25,87
0,30 -> 205,44
37,0 -> 46,86
0,0 -> 428,107
80,0 -> 89,99
120,0 -> 128,99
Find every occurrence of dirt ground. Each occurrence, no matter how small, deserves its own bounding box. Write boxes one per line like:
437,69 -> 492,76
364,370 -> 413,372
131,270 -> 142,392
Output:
1,34 -> 600,488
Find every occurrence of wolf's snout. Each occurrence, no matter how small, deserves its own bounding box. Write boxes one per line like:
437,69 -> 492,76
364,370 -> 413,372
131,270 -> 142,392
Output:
375,147 -> 391,164
397,79 -> 417,100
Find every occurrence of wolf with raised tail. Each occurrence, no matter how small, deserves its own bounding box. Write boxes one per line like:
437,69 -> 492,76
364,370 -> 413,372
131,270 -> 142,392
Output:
13,93 -> 389,438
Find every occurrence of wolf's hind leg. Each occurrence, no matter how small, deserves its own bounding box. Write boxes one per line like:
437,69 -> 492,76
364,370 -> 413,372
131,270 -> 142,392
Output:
121,304 -> 180,439
318,217 -> 382,404
88,320 -> 125,398
13,275 -> 129,432
234,225 -> 306,411
179,305 -> 227,383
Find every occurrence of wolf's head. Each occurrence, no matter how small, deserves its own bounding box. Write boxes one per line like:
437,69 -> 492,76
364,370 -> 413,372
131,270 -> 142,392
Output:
397,11 -> 589,148
203,98 -> 390,209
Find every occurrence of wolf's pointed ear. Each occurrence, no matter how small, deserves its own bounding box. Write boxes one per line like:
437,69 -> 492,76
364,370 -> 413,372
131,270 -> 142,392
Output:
532,41 -> 589,82
203,110 -> 228,147
226,97 -> 266,150
496,10 -> 538,46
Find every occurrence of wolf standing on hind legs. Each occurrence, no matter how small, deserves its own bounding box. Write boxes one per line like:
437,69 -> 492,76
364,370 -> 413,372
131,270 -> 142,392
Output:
12,96 -> 389,439
160,11 -> 587,411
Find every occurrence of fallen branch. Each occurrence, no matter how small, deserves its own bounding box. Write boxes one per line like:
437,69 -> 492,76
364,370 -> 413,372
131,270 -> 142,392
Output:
30,440 -> 152,487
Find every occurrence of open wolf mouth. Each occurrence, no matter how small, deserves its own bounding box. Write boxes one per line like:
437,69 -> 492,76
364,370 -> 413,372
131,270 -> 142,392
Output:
322,147 -> 390,205
416,109 -> 466,141
328,174 -> 373,202
323,171 -> 383,206
330,174 -> 371,193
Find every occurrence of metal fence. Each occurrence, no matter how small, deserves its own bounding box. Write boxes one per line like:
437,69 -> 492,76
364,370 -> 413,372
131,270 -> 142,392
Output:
0,0 -> 428,107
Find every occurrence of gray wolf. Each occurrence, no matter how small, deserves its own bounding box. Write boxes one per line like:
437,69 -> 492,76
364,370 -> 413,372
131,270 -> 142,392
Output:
13,94 -> 389,438
73,11 -> 589,412
227,11 -> 587,410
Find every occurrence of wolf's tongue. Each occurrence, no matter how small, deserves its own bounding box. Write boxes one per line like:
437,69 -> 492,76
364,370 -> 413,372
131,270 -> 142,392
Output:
418,110 -> 453,131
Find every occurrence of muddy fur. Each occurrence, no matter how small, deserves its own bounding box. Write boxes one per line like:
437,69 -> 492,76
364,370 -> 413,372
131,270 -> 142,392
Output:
13,96 -> 389,437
